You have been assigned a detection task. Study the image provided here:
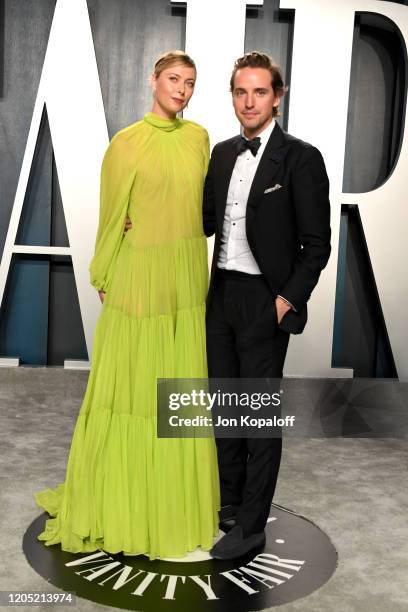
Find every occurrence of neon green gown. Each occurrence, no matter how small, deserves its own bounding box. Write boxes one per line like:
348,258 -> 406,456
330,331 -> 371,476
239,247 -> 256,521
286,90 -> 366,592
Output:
34,112 -> 220,559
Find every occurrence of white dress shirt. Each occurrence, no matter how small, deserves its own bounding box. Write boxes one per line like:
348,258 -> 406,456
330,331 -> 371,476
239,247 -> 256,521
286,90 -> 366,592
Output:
217,118 -> 296,312
217,119 -> 275,273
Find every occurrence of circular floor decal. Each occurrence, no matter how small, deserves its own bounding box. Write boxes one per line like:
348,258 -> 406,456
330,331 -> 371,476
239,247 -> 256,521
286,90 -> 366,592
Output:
23,504 -> 337,610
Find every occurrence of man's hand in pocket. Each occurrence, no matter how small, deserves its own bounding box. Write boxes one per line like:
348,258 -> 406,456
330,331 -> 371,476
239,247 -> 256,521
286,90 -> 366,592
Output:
275,296 -> 291,324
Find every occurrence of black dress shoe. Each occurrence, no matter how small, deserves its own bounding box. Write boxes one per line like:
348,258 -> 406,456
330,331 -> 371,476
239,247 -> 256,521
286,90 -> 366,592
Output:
210,525 -> 266,560
219,505 -> 237,533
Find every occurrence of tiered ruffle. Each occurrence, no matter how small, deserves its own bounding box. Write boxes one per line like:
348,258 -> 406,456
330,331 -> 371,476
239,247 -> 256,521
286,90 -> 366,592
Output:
34,235 -> 220,559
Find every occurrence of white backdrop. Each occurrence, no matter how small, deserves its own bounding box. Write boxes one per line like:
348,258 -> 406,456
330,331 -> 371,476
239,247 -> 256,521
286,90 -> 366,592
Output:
0,0 -> 406,377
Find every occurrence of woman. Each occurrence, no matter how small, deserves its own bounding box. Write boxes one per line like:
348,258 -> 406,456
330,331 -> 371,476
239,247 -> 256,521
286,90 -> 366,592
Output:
34,51 -> 220,559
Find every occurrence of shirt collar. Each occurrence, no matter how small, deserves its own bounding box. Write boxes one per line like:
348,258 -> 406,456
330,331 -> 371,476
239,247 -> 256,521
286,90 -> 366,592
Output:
241,117 -> 276,148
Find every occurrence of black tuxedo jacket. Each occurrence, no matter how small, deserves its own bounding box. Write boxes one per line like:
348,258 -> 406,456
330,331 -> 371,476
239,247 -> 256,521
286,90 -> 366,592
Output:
203,122 -> 331,334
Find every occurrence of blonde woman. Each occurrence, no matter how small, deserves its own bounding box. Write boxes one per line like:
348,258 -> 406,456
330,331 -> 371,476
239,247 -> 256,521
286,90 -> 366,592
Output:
34,51 -> 220,559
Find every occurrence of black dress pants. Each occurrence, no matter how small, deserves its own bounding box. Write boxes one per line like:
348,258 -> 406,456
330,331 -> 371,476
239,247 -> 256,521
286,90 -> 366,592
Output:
206,269 -> 290,536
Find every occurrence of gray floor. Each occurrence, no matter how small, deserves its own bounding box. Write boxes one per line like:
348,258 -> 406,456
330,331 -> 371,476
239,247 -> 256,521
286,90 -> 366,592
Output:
0,367 -> 407,611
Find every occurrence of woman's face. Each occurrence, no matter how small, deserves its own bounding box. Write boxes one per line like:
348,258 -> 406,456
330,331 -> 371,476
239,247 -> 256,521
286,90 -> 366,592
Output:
151,63 -> 196,118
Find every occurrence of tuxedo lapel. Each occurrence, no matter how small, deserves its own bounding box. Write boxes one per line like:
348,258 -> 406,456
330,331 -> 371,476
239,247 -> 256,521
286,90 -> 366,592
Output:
216,136 -> 240,226
246,122 -> 288,215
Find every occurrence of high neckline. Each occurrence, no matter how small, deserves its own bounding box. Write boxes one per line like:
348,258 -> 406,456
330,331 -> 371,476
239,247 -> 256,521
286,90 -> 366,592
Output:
144,112 -> 181,132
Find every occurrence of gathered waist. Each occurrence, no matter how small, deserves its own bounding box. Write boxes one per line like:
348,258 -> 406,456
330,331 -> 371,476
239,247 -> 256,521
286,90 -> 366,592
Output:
122,233 -> 207,253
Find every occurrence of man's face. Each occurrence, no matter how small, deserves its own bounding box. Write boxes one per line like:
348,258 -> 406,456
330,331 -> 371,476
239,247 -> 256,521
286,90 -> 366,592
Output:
232,67 -> 281,137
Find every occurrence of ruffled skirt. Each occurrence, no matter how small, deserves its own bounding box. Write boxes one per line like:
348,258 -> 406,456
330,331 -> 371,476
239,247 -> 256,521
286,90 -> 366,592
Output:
34,235 -> 220,559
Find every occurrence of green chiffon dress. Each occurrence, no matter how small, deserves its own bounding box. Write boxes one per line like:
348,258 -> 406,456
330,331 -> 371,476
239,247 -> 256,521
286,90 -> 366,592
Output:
34,112 -> 220,559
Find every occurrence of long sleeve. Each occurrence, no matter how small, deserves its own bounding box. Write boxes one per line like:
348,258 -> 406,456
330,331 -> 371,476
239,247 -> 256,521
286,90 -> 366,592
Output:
89,134 -> 137,292
203,143 -> 218,238
279,147 -> 331,310
200,128 -> 210,174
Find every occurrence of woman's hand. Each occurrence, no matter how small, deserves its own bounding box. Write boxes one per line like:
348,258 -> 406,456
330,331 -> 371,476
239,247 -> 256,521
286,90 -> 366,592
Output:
98,290 -> 106,303
123,215 -> 133,234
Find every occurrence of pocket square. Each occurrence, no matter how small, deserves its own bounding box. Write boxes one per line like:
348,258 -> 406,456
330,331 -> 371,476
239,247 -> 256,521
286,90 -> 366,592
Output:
264,184 -> 282,194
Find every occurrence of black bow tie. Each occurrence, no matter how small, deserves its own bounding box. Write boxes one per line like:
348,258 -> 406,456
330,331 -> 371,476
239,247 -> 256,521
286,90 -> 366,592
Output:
236,136 -> 261,157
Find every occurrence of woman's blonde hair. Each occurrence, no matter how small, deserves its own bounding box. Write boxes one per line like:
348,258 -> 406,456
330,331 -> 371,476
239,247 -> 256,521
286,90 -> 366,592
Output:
153,50 -> 196,78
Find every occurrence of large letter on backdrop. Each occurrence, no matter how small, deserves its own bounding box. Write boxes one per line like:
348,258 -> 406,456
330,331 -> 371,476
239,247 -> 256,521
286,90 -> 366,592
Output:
0,0 -> 107,363
1,0 -> 406,376
280,0 -> 407,377
174,0 -> 263,140
174,0 -> 265,346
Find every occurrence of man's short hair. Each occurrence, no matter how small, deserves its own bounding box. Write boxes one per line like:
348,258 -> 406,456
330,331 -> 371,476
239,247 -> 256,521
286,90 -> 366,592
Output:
230,51 -> 288,117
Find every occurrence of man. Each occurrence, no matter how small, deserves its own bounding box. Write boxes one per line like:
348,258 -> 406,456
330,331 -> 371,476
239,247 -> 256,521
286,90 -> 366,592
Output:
204,52 -> 331,560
